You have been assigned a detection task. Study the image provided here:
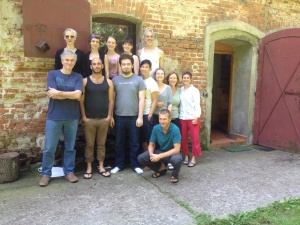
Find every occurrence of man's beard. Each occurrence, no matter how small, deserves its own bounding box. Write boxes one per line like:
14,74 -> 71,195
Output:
92,69 -> 102,74
123,69 -> 132,76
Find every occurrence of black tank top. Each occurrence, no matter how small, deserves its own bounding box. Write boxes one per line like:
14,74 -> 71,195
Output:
84,76 -> 109,118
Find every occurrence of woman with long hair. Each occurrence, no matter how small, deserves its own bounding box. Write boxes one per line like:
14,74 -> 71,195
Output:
166,72 -> 181,129
152,68 -> 172,126
104,36 -> 120,79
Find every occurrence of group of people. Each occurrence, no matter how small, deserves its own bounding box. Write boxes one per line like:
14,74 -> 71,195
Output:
39,27 -> 202,187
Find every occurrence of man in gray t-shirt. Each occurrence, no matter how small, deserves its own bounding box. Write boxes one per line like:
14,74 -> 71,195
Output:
111,54 -> 146,174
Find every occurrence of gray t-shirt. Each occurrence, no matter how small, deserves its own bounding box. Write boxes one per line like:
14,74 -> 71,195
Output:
154,85 -> 173,115
113,74 -> 146,116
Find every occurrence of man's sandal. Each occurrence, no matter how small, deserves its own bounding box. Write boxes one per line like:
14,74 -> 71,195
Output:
152,168 -> 167,178
170,176 -> 179,183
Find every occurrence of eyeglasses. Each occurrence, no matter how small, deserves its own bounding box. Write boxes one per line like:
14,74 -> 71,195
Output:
65,35 -> 75,39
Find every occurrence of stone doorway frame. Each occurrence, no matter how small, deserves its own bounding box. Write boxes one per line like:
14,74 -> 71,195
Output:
203,21 -> 265,149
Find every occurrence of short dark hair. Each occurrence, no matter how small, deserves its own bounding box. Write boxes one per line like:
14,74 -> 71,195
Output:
119,53 -> 134,65
88,34 -> 100,44
182,71 -> 192,79
159,109 -> 171,118
140,59 -> 152,68
123,37 -> 133,45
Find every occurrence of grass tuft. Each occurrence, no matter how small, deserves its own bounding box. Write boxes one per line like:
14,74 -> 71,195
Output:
202,198 -> 300,225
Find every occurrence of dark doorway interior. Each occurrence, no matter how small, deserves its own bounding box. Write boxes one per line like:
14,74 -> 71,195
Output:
210,43 -> 247,148
211,53 -> 233,148
212,54 -> 232,132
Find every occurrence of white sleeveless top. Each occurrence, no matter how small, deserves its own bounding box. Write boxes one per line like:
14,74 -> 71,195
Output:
139,47 -> 160,77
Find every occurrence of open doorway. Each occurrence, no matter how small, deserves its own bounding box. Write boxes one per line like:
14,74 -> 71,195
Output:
203,21 -> 264,150
210,42 -> 246,148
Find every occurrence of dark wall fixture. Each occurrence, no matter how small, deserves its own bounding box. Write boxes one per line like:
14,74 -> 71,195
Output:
35,40 -> 50,53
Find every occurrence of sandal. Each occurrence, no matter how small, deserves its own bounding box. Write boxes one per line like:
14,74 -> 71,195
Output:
99,170 -> 111,177
183,159 -> 189,165
188,161 -> 196,167
83,172 -> 92,179
152,168 -> 167,178
170,176 -> 179,183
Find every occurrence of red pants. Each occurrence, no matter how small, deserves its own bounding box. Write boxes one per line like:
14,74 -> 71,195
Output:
180,119 -> 202,157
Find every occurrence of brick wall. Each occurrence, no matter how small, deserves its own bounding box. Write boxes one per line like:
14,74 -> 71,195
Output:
0,0 -> 52,158
1,0 -> 300,157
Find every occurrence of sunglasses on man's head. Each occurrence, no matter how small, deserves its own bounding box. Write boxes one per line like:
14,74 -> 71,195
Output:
65,35 -> 75,39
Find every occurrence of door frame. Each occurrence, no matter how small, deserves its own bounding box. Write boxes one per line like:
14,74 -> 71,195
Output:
203,21 -> 264,149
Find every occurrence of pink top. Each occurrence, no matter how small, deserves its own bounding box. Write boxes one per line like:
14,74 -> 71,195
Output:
107,53 -> 120,78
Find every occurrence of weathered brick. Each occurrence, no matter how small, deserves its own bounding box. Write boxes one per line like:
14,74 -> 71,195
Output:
2,0 -> 300,154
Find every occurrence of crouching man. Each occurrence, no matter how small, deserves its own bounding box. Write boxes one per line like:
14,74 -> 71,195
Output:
138,109 -> 183,183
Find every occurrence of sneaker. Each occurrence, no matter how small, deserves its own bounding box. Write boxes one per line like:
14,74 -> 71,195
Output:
167,163 -> 174,170
110,167 -> 120,174
134,167 -> 144,174
65,173 -> 78,183
39,176 -> 50,187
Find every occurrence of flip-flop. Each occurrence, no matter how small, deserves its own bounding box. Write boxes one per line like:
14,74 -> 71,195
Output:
188,161 -> 196,167
152,168 -> 167,178
83,172 -> 92,179
183,159 -> 189,165
170,176 -> 179,183
99,170 -> 111,177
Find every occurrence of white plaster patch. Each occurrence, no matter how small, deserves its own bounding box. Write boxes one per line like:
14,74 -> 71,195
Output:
36,134 -> 45,149
16,136 -> 32,149
164,57 -> 180,76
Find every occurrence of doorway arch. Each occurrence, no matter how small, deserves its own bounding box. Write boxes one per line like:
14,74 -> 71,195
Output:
203,21 -> 265,148
92,13 -> 143,54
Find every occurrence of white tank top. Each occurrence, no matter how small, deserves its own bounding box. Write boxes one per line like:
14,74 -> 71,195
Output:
139,47 -> 160,77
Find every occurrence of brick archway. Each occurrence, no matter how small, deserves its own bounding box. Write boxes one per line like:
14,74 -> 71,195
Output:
90,1 -> 146,49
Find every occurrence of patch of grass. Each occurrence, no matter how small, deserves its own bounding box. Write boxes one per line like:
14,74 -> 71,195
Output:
175,199 -> 212,224
201,198 -> 300,225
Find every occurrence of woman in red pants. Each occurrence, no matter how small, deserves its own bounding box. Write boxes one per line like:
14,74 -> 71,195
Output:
179,71 -> 202,167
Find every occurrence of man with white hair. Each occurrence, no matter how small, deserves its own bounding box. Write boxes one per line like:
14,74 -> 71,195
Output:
39,50 -> 83,187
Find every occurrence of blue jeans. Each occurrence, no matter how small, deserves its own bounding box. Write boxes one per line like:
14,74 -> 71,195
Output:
140,114 -> 153,143
42,119 -> 79,176
114,115 -> 140,170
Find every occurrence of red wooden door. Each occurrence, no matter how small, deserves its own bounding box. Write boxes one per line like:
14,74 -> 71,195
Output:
254,29 -> 300,153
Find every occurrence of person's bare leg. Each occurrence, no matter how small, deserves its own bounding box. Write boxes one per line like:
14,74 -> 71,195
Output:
98,160 -> 110,177
84,162 -> 92,179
